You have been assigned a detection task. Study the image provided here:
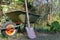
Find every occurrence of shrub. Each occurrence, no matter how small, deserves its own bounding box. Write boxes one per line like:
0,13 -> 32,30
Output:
50,21 -> 60,32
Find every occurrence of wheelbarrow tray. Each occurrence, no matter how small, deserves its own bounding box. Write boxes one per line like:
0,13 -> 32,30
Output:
5,11 -> 40,23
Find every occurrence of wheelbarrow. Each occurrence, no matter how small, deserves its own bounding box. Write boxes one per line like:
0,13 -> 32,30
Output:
0,10 -> 40,37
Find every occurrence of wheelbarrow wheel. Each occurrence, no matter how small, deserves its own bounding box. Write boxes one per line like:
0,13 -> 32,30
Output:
1,21 -> 18,37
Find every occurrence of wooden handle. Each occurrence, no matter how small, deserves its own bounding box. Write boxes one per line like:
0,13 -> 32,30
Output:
25,0 -> 30,28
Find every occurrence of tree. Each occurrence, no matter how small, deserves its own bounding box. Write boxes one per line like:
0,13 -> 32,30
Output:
0,0 -> 3,18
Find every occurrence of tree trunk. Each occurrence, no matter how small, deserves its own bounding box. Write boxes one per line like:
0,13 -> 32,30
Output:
0,0 -> 3,18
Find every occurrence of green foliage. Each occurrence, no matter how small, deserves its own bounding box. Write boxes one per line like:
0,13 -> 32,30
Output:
51,21 -> 60,32
1,0 -> 60,33
35,25 -> 50,32
18,0 -> 24,2
52,15 -> 60,24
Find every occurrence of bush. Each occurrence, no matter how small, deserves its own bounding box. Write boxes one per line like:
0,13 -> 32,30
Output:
50,21 -> 60,32
35,26 -> 50,32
